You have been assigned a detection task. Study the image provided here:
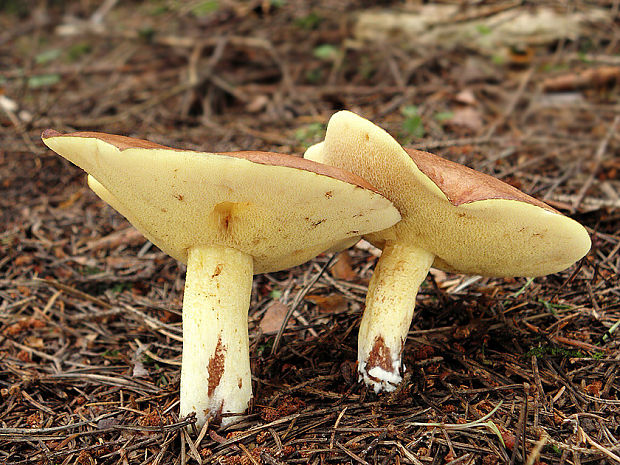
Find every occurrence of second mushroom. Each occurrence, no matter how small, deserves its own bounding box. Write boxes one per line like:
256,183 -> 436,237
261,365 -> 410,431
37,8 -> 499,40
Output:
305,111 -> 591,393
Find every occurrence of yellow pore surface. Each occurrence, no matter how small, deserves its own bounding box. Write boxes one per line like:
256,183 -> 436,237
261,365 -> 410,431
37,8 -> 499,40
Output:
45,134 -> 400,274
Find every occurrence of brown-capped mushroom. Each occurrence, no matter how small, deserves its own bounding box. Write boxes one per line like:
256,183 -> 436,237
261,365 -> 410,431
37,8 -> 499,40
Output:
305,111 -> 591,393
42,129 -> 401,426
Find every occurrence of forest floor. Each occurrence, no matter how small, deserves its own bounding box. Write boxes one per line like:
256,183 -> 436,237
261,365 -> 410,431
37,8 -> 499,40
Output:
1,1 -> 619,464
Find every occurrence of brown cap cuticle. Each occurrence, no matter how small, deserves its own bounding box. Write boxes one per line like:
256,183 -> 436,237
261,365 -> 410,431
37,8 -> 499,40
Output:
41,130 -> 380,194
405,148 -> 558,212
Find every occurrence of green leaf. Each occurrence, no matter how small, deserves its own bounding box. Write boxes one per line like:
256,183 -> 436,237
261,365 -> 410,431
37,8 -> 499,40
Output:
150,2 -> 169,15
295,122 -> 325,147
0,0 -> 29,15
434,111 -> 454,122
313,44 -> 338,61
526,344 -> 585,360
68,42 -> 92,61
305,68 -> 323,83
28,74 -> 60,88
485,421 -> 505,447
491,54 -> 505,65
577,52 -> 591,63
401,106 -> 425,138
82,265 -> 103,276
476,24 -> 492,35
511,277 -> 534,298
403,115 -> 425,138
138,27 -> 156,41
191,0 -> 219,17
401,105 -> 419,118
538,298 -> 573,315
111,282 -> 132,294
295,12 -> 322,30
35,48 -> 61,64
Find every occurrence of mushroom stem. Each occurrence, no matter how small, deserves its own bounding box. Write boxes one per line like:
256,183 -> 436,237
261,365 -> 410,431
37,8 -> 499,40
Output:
358,242 -> 434,393
180,245 -> 254,427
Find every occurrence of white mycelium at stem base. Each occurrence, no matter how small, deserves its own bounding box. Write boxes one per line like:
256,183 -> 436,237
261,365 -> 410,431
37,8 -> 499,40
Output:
180,246 -> 254,427
358,243 -> 434,393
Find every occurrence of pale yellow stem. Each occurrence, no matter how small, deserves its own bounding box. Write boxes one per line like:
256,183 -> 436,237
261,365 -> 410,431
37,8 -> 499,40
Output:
358,242 -> 434,392
180,246 -> 254,427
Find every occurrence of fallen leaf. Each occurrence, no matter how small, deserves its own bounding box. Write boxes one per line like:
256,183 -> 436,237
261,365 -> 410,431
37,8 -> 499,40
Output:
331,251 -> 356,281
447,107 -> 483,132
305,294 -> 348,313
14,255 -> 33,266
455,89 -> 477,105
24,336 -> 44,349
584,380 -> 602,396
259,301 -> 291,334
246,94 -> 269,113
260,396 -> 305,421
16,350 -> 31,362
58,190 -> 84,209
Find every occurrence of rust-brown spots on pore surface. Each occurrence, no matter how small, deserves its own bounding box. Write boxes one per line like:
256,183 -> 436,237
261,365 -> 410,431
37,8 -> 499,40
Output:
238,378 -> 243,389
211,201 -> 249,233
212,264 -> 223,278
404,148 -> 558,212
366,335 -> 394,374
207,335 -> 227,397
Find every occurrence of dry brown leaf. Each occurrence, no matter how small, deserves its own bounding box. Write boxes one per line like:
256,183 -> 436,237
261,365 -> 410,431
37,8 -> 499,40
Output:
331,250 -> 356,281
447,107 -> 483,132
14,255 -> 33,266
246,94 -> 269,113
584,380 -> 602,396
24,336 -> 44,349
305,294 -> 348,313
58,190 -> 84,209
454,89 -> 477,106
259,301 -> 291,334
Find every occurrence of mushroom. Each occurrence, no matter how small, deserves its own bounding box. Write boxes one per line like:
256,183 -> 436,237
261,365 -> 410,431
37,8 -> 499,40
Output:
304,111 -> 591,393
42,129 -> 401,426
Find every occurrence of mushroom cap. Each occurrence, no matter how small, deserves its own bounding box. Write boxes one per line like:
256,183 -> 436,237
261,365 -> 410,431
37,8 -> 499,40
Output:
43,130 -> 401,274
306,111 -> 591,277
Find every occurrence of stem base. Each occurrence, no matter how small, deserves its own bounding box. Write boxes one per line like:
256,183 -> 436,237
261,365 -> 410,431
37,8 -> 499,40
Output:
358,243 -> 434,393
